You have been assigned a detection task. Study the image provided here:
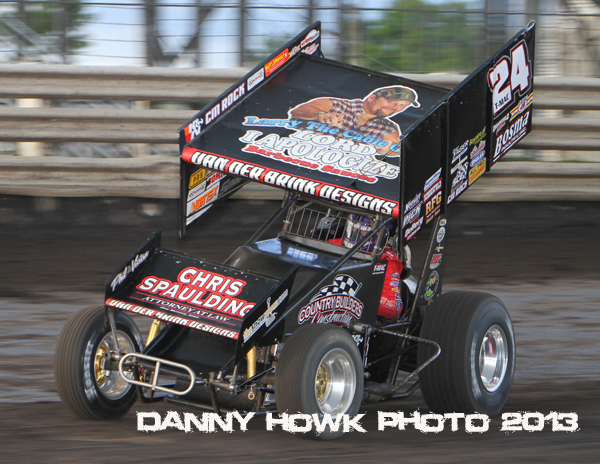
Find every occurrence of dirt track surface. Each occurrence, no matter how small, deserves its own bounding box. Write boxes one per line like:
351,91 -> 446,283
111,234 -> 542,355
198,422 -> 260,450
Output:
1,196 -> 599,462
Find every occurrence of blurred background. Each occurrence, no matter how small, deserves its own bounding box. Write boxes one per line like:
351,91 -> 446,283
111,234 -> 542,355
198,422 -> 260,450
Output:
0,0 -> 595,73
0,0 -> 598,165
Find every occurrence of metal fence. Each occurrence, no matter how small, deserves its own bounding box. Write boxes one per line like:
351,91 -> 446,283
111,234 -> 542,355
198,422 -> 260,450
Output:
0,1 -> 599,77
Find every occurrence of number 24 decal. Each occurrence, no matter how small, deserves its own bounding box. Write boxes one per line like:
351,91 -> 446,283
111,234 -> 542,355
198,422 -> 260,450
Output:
488,41 -> 531,116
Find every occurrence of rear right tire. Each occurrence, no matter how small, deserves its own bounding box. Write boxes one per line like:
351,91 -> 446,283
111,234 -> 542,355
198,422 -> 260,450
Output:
418,291 -> 515,415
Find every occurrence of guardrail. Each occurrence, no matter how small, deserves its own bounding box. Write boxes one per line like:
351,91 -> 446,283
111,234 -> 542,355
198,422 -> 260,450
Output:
0,65 -> 598,151
1,155 -> 598,201
0,65 -> 598,200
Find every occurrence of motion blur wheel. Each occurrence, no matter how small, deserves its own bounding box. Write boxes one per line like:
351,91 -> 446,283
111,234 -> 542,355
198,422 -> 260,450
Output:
94,330 -> 137,399
54,305 -> 143,420
276,324 -> 364,440
418,291 -> 515,415
479,325 -> 509,392
315,348 -> 357,415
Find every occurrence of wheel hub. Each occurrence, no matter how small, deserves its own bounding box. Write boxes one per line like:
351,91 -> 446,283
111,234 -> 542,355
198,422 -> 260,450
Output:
315,365 -> 329,401
314,348 -> 356,415
94,330 -> 135,400
479,325 -> 508,392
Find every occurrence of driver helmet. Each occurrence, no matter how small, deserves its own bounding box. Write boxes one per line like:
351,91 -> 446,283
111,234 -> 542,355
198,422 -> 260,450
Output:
342,215 -> 382,253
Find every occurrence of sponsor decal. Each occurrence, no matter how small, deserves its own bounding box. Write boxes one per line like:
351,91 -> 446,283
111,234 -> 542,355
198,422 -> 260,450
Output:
187,180 -> 207,202
186,182 -> 219,216
238,127 -> 399,184
452,140 -> 469,164
436,226 -> 446,243
242,289 -> 288,343
301,29 -> 320,48
265,49 -> 290,77
404,192 -> 421,212
207,171 -> 224,185
510,93 -> 534,121
470,142 -> 486,167
425,190 -> 442,225
235,83 -> 414,191
185,204 -> 212,226
493,109 -> 530,162
403,203 -> 421,228
470,126 -> 486,146
110,251 -> 150,292
469,158 -> 486,185
430,253 -> 442,270
247,68 -> 265,91
404,216 -> 423,240
451,161 -> 468,192
424,168 -> 442,192
106,298 -> 238,339
352,334 -> 364,345
135,267 -> 254,319
440,218 -> 447,226
184,118 -> 203,143
488,40 -> 531,117
425,205 -> 440,226
298,275 -> 363,325
493,113 -> 510,135
220,82 -> 246,113
372,263 -> 387,275
204,104 -> 221,125
189,168 -> 207,189
204,103 -> 221,125
424,179 -> 442,202
243,116 -> 399,151
423,271 -> 440,301
201,82 -> 247,128
182,148 -> 399,217
187,170 -> 222,202
135,295 -> 232,323
289,44 -> 301,58
302,43 -> 319,55
447,180 -> 468,204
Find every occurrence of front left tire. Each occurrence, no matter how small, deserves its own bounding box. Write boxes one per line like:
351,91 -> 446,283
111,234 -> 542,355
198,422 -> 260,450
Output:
54,305 -> 143,420
275,324 -> 364,440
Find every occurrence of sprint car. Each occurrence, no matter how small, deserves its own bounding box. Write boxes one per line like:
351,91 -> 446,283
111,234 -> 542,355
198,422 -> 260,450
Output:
55,21 -> 535,439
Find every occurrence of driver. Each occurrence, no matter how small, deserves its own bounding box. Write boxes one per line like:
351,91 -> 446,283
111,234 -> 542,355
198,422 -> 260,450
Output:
341,215 -> 404,320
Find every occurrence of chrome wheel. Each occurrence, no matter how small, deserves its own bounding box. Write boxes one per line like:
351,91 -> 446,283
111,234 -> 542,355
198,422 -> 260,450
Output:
95,330 -> 136,400
479,325 -> 508,392
314,348 -> 356,415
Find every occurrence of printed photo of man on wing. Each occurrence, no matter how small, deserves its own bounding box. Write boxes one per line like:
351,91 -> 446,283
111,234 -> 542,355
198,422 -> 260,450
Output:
288,85 -> 420,157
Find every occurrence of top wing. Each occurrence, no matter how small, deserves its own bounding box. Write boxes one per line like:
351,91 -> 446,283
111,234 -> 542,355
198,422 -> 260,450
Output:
178,21 -> 535,244
178,21 -> 448,234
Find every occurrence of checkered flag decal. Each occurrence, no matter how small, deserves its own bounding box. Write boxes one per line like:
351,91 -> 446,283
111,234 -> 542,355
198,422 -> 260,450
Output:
311,274 -> 362,301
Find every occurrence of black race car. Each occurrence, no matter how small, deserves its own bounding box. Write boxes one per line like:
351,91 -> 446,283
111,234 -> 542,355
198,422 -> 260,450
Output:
55,21 -> 535,439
